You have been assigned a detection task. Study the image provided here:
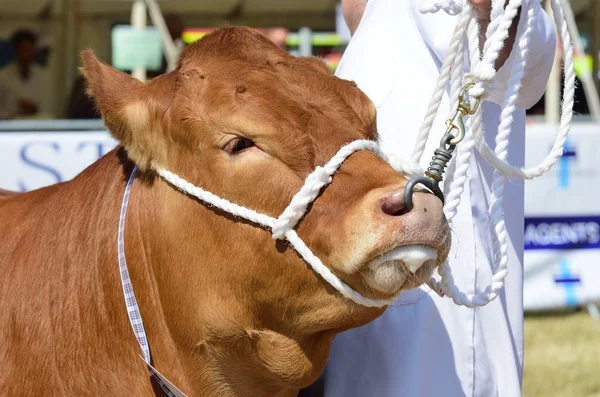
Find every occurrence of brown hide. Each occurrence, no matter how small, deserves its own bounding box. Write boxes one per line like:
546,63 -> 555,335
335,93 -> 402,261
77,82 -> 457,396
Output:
0,189 -> 18,196
0,27 -> 450,396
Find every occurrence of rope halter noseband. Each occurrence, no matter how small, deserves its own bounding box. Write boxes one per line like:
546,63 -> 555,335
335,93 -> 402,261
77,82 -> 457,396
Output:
155,139 -> 424,308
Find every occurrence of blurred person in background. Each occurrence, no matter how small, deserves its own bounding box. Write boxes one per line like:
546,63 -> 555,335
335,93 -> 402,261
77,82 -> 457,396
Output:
267,27 -> 289,50
302,0 -> 557,396
0,29 -> 51,119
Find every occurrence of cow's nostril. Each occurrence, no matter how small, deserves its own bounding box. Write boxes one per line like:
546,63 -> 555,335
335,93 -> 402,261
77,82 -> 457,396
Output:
380,189 -> 410,217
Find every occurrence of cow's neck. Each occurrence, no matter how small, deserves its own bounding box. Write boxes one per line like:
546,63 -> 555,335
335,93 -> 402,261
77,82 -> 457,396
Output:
122,159 -> 382,397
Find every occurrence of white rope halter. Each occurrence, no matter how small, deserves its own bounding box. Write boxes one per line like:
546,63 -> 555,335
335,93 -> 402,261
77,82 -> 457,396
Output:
155,140 -> 422,308
415,0 -> 575,307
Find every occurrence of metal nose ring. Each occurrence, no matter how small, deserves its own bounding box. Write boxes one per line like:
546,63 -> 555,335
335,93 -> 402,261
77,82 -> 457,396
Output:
403,176 -> 445,210
403,134 -> 455,211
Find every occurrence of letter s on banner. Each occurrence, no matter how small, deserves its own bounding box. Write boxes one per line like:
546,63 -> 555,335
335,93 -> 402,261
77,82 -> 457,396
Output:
18,142 -> 62,192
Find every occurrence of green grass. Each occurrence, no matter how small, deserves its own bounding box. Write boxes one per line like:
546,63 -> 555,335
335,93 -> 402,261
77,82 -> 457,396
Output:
523,308 -> 600,397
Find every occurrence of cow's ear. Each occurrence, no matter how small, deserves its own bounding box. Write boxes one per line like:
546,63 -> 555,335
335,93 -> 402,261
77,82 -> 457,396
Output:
81,50 -> 175,170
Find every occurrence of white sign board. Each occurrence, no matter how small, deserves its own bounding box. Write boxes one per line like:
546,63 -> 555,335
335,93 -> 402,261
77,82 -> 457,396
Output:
523,123 -> 600,310
111,25 -> 163,71
1,124 -> 599,312
0,131 -> 117,192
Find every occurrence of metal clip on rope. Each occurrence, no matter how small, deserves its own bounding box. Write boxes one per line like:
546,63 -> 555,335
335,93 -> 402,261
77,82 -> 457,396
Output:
404,83 -> 480,210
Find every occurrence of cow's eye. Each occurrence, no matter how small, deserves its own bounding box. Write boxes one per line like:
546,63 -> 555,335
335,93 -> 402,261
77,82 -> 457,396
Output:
224,137 -> 256,154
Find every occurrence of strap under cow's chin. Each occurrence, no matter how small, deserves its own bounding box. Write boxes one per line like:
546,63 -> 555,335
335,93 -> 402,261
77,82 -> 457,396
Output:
153,139 -> 424,308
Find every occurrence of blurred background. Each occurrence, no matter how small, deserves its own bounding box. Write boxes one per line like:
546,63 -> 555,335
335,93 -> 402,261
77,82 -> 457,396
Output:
0,1 -> 598,395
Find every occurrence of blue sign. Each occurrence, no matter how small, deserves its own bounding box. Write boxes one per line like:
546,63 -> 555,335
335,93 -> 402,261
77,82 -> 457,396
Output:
558,138 -> 576,189
555,259 -> 580,307
524,215 -> 600,250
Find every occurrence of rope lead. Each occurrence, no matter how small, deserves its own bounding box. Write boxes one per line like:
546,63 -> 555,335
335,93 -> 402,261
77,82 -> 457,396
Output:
404,83 -> 480,211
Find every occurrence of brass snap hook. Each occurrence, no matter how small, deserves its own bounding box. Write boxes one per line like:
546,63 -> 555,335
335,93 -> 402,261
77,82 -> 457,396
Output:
447,82 -> 481,145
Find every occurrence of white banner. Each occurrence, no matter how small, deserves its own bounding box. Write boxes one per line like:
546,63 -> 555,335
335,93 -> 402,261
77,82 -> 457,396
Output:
523,123 -> 600,310
0,131 -> 116,192
1,124 -> 599,311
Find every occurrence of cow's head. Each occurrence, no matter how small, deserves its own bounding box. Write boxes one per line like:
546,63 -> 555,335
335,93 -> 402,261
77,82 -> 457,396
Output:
83,27 -> 450,393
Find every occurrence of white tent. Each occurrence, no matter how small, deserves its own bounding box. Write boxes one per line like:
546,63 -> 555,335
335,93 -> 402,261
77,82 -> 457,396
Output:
0,0 -> 338,17
1,0 -> 597,119
0,0 -> 341,118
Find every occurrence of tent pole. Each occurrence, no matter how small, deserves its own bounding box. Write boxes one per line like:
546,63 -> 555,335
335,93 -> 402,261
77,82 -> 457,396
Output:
593,0 -> 600,96
563,0 -> 600,122
63,0 -> 78,112
545,0 -> 560,125
131,0 -> 147,82
298,27 -> 312,57
144,0 -> 180,72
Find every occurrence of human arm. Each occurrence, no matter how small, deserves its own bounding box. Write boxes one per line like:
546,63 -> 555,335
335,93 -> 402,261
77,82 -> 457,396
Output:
340,0 -> 368,36
0,79 -> 17,119
33,65 -> 53,118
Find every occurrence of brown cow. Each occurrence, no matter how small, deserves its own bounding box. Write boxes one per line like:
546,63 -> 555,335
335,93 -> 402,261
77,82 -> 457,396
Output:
0,27 -> 450,396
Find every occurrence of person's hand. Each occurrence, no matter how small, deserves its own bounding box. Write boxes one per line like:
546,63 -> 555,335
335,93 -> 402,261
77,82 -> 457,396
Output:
18,99 -> 39,116
468,0 -> 518,70
469,0 -> 494,21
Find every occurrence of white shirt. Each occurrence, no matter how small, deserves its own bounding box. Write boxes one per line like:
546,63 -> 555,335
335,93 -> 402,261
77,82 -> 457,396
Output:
324,1 -> 555,396
0,62 -> 50,119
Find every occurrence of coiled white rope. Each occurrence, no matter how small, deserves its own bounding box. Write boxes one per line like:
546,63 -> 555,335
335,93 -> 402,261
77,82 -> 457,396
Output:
417,0 -> 574,306
155,139 -> 422,308
421,0 -> 464,15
